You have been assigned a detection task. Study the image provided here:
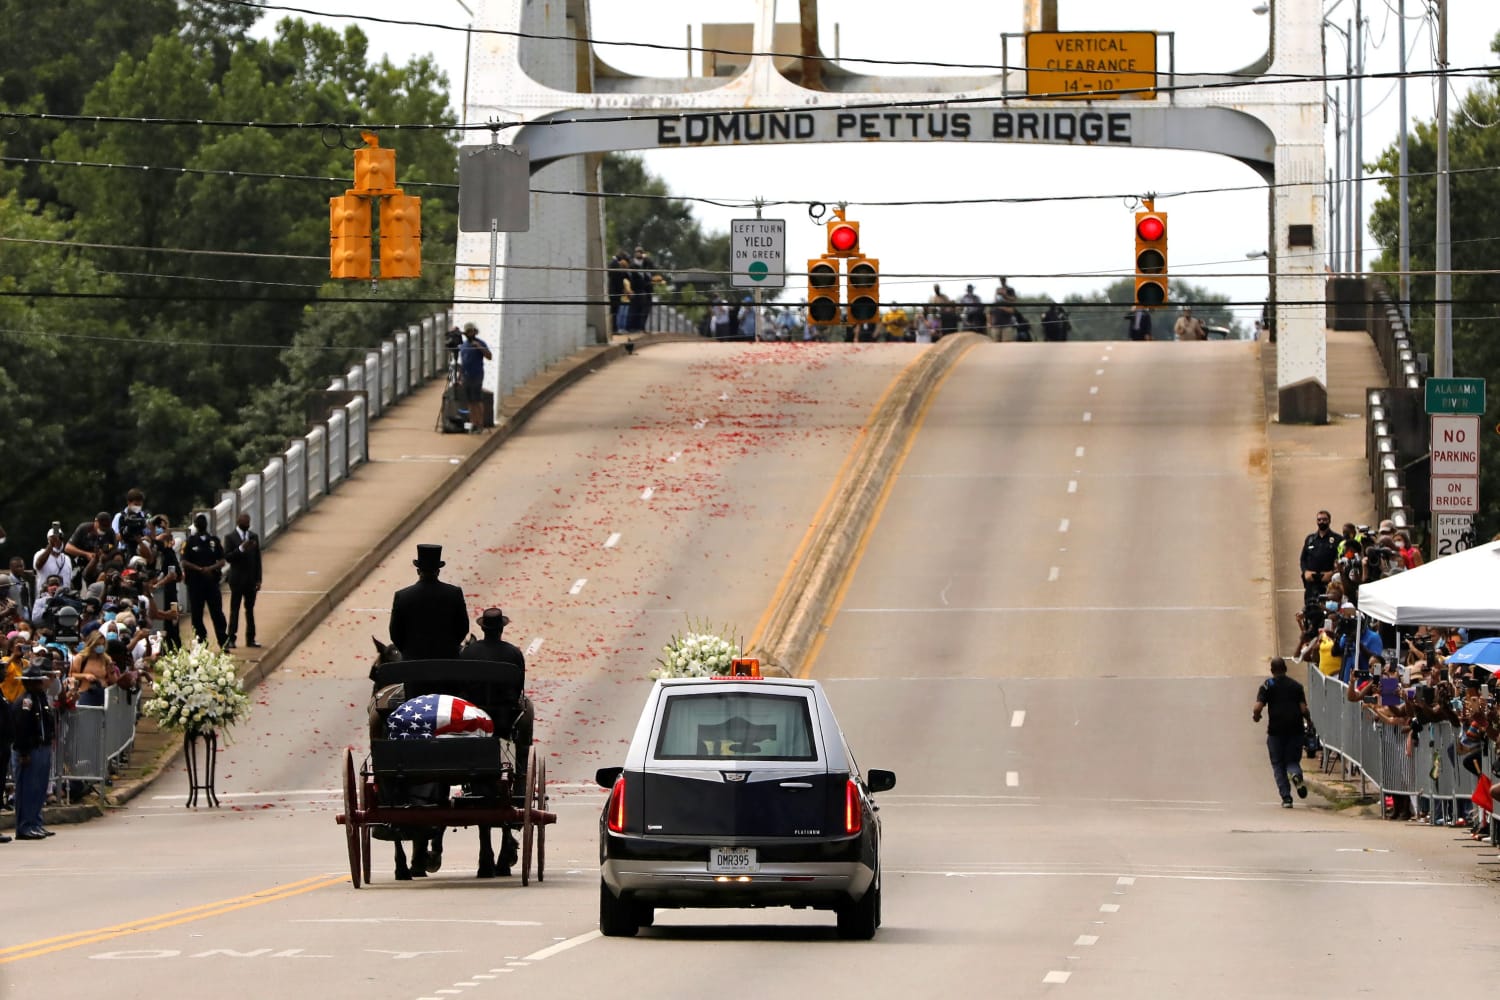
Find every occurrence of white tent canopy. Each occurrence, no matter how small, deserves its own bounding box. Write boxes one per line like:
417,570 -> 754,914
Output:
1356,539 -> 1500,627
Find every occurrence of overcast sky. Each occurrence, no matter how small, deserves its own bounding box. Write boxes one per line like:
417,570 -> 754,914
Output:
253,1 -> 1500,316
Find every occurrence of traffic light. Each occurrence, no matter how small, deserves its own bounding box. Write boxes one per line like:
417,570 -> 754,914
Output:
847,257 -> 879,323
1133,207 -> 1168,307
826,217 -> 860,258
329,194 -> 371,279
807,258 -> 841,326
379,193 -> 422,279
353,139 -> 396,194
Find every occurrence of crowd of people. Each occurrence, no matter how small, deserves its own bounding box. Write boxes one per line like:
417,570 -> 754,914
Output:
0,490 -> 264,840
1287,508 -> 1499,830
697,278 -> 1075,345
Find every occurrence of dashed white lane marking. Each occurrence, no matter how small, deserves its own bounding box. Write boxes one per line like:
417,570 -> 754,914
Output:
1089,386 -> 1099,395
667,450 -> 682,463
1082,411 -> 1092,422
525,637 -> 544,657
603,532 -> 621,548
1058,518 -> 1070,533
1116,876 -> 1135,886
153,789 -> 335,799
569,579 -> 588,595
1095,368 -> 1104,375
524,931 -> 602,962
640,487 -> 655,500
1067,480 -> 1077,493
1075,446 -> 1085,457
1011,710 -> 1026,728
1043,971 -> 1072,984
1075,935 -> 1099,946
692,418 -> 707,429
1006,771 -> 1020,787
1047,567 -> 1060,582
1100,904 -> 1120,913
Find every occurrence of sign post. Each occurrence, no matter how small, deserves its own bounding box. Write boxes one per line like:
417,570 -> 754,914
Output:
1425,380 -> 1484,558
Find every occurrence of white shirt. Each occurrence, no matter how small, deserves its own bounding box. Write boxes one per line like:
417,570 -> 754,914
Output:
33,546 -> 73,591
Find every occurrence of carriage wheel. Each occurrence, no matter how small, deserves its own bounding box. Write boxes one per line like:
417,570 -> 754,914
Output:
536,756 -> 547,883
342,748 -> 363,889
521,746 -> 538,886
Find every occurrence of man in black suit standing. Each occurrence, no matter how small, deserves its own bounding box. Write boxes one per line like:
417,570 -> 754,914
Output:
389,544 -> 468,661
223,512 -> 262,650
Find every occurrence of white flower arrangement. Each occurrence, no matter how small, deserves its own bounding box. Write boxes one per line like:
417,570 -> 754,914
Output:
141,641 -> 251,735
651,619 -> 742,679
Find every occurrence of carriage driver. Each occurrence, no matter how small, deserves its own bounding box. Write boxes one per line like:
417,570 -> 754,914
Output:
461,607 -> 532,777
389,544 -> 469,660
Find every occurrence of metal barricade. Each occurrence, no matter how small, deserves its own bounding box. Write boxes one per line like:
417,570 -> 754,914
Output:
61,703 -> 107,786
102,685 -> 136,772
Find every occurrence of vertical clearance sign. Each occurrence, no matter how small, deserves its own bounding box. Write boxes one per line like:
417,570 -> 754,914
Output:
731,218 -> 786,289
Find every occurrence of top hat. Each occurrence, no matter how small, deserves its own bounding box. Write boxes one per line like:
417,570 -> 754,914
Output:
478,607 -> 510,630
413,544 -> 445,571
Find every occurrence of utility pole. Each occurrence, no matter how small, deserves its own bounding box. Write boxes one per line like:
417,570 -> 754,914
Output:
1434,0 -> 1452,377
1353,0 -> 1363,272
1344,19 -> 1354,274
1397,0 -> 1411,322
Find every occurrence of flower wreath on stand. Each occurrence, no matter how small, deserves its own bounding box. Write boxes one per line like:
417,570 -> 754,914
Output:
650,618 -> 742,679
141,641 -> 251,738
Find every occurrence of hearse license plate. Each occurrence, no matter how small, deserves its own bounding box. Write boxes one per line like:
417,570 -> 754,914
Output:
708,847 -> 758,874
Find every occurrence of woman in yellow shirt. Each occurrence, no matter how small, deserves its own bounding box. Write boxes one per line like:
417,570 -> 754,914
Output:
1,632 -> 27,701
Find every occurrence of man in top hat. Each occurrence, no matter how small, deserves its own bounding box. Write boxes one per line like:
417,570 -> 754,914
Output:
389,544 -> 469,661
11,661 -> 58,839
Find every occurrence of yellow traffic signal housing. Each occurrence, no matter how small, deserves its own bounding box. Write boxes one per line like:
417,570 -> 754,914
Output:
379,193 -> 422,279
846,257 -> 879,323
329,194 -> 372,279
826,217 -> 860,258
1133,209 -> 1168,307
807,258 -> 841,326
354,136 -> 397,194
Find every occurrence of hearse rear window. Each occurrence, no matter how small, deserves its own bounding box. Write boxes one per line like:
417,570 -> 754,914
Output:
655,692 -> 816,761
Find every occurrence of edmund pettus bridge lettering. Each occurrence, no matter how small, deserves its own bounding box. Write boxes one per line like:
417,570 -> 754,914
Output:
656,109 -> 1133,147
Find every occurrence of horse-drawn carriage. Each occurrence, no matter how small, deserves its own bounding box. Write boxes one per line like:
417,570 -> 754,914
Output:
335,659 -> 556,888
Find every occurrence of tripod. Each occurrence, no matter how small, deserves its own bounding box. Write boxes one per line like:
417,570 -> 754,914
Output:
435,347 -> 469,433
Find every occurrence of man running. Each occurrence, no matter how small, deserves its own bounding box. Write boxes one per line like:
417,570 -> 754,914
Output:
1252,657 -> 1311,808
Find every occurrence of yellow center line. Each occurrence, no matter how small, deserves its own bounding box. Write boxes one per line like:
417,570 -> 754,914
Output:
746,348 -> 931,654
0,873 -> 348,964
798,341 -> 979,678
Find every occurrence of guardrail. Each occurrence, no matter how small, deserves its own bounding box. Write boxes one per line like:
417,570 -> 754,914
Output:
1359,280 -> 1423,533
1305,662 -> 1488,825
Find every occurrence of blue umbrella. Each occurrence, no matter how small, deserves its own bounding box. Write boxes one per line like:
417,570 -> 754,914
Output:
1445,637 -> 1500,668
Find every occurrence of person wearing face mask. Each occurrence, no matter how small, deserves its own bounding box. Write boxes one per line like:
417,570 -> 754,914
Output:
1394,530 -> 1424,571
112,488 -> 152,561
70,627 -> 115,707
1299,509 -> 1339,604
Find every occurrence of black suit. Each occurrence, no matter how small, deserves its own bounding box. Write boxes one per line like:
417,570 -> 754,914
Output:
460,636 -> 531,780
224,528 -> 262,646
389,577 -> 469,661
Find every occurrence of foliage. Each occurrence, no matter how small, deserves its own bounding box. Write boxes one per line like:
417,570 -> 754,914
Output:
1061,278 -> 1242,341
141,641 -> 251,735
602,153 -> 734,293
0,8 -> 458,560
1368,39 -> 1500,537
652,618 -> 743,680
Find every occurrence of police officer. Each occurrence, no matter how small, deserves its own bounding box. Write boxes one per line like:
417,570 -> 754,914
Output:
389,544 -> 468,661
181,513 -> 228,648
11,661 -> 58,839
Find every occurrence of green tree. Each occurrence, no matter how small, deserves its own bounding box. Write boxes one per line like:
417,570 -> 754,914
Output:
1062,279 -> 1241,341
1369,37 -> 1500,536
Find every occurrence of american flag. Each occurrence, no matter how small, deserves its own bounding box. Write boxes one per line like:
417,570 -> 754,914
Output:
386,694 -> 494,740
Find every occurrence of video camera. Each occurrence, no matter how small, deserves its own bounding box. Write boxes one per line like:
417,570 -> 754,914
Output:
42,601 -> 82,647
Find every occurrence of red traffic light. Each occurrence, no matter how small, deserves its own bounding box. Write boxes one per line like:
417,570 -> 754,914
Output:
1136,215 -> 1165,242
829,224 -> 858,253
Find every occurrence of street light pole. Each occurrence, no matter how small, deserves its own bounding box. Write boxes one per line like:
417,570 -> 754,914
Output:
1434,0 -> 1452,376
1397,0 -> 1411,322
1353,0 -> 1363,272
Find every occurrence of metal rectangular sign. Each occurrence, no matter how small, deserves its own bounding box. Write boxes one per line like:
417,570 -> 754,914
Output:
1424,376 -> 1485,415
730,218 -> 786,289
458,144 -> 530,233
1430,416 -> 1480,476
1025,31 -> 1157,100
1430,475 -> 1479,513
1435,513 -> 1476,558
